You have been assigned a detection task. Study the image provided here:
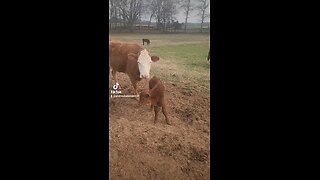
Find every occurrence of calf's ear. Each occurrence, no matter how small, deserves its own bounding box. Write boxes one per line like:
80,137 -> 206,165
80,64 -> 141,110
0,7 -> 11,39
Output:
151,56 -> 160,62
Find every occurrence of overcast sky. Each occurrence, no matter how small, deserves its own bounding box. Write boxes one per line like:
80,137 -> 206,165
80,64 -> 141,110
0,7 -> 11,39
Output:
141,0 -> 210,23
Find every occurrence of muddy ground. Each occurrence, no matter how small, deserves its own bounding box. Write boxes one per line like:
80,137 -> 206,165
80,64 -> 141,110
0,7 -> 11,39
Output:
109,73 -> 210,180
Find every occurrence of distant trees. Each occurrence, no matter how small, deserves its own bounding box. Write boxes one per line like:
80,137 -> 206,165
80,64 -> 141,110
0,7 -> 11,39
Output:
145,0 -> 157,31
196,0 -> 209,33
109,0 -> 210,33
152,0 -> 178,32
109,0 -> 120,30
180,0 -> 194,32
118,0 -> 143,32
172,20 -> 184,32
109,0 -> 143,32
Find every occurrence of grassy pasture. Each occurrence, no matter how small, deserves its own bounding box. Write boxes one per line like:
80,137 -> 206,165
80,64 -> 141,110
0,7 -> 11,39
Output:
109,33 -> 210,92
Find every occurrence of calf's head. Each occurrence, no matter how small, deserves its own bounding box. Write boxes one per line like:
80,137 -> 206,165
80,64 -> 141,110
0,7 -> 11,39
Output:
128,49 -> 160,79
139,90 -> 151,105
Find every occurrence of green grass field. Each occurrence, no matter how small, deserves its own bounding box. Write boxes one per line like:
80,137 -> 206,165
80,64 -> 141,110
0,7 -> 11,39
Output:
109,33 -> 210,92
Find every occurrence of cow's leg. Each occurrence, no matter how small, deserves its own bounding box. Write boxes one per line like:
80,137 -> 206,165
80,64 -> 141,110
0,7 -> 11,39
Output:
111,69 -> 118,83
154,106 -> 160,124
129,77 -> 139,100
162,105 -> 170,125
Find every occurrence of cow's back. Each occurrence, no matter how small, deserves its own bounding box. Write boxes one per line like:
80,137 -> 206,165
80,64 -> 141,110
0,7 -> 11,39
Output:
109,40 -> 143,73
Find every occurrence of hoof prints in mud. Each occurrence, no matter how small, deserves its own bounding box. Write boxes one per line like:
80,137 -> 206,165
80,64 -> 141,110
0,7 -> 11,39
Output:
157,143 -> 183,157
189,147 -> 209,162
156,135 -> 183,157
175,108 -> 195,124
180,89 -> 193,96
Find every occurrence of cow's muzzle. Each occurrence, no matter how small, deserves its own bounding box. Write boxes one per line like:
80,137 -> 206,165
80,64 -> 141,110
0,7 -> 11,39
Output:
140,75 -> 149,79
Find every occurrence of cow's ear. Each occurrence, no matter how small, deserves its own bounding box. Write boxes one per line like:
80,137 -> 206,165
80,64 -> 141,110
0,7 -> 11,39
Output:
128,53 -> 139,60
151,56 -> 160,62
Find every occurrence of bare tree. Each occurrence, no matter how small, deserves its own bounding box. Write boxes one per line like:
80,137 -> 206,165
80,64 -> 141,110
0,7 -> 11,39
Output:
153,0 -> 178,32
153,0 -> 163,30
197,0 -> 209,33
144,0 -> 158,31
118,0 -> 143,32
110,0 -> 179,33
109,0 -> 124,31
109,0 -> 116,30
180,0 -> 194,32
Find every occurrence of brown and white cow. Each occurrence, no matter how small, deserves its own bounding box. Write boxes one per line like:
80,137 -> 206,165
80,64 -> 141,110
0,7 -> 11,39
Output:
139,76 -> 170,125
109,40 -> 160,97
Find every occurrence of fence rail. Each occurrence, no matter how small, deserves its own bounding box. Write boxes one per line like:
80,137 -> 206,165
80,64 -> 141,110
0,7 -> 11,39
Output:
108,22 -> 210,33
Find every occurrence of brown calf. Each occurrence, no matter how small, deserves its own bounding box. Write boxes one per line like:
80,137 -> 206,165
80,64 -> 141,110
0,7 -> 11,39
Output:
139,76 -> 170,125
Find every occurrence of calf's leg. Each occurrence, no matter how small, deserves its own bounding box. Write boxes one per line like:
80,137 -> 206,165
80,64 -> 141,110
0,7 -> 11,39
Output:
162,104 -> 170,125
154,106 -> 160,124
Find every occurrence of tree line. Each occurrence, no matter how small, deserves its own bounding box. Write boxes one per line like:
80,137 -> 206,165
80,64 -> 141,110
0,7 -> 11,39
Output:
109,0 -> 209,33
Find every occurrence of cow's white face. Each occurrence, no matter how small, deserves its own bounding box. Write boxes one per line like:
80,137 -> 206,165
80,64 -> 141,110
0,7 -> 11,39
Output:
137,49 -> 152,79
